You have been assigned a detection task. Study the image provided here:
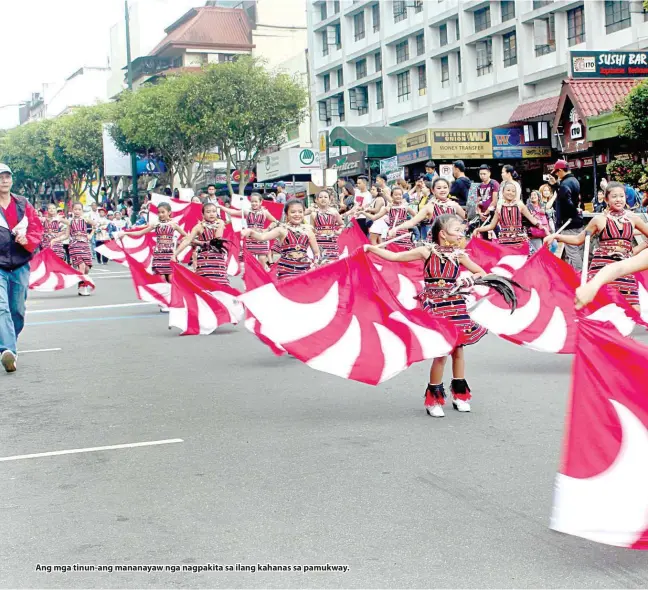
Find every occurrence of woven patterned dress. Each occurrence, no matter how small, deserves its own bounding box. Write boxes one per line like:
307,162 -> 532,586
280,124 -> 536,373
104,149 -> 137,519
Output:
498,204 -> 528,248
68,218 -> 92,268
587,214 -> 638,306
195,222 -> 228,285
245,210 -> 270,255
313,210 -> 339,261
277,226 -> 312,281
42,219 -> 66,260
387,206 -> 413,250
152,222 -> 175,276
419,245 -> 487,346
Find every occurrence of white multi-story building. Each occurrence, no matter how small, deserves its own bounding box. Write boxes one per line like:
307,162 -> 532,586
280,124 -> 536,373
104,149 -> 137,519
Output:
307,0 -> 648,139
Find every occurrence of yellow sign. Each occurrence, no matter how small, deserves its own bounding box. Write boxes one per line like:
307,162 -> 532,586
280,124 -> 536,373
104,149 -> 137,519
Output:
396,129 -> 431,154
197,153 -> 221,162
522,147 -> 552,158
431,129 -> 493,159
319,132 -> 327,153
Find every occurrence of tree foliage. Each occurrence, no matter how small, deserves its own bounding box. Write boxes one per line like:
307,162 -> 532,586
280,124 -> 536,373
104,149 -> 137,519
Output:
616,79 -> 648,142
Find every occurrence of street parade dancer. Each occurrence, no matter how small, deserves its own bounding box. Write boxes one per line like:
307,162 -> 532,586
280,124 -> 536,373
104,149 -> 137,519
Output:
216,193 -> 278,269
368,214 -> 518,418
127,202 -> 187,283
367,187 -> 417,249
174,202 -> 228,286
308,190 -> 344,259
473,179 -> 542,248
63,202 -> 95,296
241,199 -> 320,280
546,181 -> 648,310
42,203 -> 67,261
364,185 -> 388,246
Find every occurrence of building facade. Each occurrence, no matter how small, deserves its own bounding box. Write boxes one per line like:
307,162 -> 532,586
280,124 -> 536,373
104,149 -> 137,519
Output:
307,0 -> 648,141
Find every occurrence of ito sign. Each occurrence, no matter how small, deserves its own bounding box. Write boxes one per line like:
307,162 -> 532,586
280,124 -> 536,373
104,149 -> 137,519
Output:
571,50 -> 648,78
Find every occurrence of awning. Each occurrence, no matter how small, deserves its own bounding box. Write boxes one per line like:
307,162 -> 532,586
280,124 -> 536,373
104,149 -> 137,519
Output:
587,111 -> 626,142
328,126 -> 407,159
509,96 -> 560,123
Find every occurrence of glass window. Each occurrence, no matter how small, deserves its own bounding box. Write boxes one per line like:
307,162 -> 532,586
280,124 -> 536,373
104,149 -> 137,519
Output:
416,33 -> 425,56
455,18 -> 460,40
376,80 -> 384,110
358,87 -> 369,115
372,3 -> 380,32
397,71 -> 410,102
337,68 -> 344,86
439,23 -> 448,46
418,64 -> 427,94
354,11 -> 365,41
414,0 -> 423,13
441,56 -> 449,88
474,7 -> 491,32
503,31 -> 517,67
501,1 -> 515,22
323,73 -> 330,92
605,1 -> 631,33
334,0 -> 340,14
320,2 -> 327,21
338,94 -> 345,122
396,40 -> 409,63
457,51 -> 462,83
375,51 -> 382,72
321,31 -> 329,56
534,14 -> 556,56
476,39 -> 493,76
356,59 -> 367,79
533,0 -> 552,8
318,101 -> 331,124
567,6 -> 585,46
393,0 -> 407,23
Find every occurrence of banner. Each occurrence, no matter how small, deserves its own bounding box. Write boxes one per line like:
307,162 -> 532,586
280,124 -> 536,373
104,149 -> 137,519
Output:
102,124 -> 131,177
571,50 -> 648,78
431,129 -> 492,159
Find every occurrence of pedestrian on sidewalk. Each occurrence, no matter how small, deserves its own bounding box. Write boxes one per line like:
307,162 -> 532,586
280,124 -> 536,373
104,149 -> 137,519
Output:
0,164 -> 43,373
551,159 -> 584,270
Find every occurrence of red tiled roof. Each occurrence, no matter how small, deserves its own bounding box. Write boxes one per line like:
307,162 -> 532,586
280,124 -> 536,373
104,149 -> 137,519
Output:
566,78 -> 641,118
150,7 -> 253,56
509,96 -> 560,122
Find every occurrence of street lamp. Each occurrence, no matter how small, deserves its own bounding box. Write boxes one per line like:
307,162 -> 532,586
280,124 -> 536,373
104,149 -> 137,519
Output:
125,0 -> 139,221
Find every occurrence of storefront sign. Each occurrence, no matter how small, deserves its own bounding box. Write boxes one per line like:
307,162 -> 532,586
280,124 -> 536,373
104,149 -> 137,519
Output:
396,130 -> 431,154
328,151 -> 366,177
431,129 -> 493,159
397,146 -> 432,166
492,127 -> 552,159
318,131 -> 328,166
379,156 -> 404,183
571,50 -> 648,78
522,147 -> 552,158
256,147 -> 321,182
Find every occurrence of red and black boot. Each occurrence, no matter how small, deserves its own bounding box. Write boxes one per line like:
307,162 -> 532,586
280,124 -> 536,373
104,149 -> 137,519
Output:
424,383 -> 446,418
451,378 -> 471,412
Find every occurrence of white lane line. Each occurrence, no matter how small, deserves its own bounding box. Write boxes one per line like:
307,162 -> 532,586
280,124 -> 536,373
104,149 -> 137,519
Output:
27,302 -> 155,314
0,438 -> 184,462
20,348 -> 62,354
91,275 -> 133,280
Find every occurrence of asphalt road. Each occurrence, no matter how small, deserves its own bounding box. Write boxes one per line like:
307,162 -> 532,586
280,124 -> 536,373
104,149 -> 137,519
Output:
2,262 -> 648,589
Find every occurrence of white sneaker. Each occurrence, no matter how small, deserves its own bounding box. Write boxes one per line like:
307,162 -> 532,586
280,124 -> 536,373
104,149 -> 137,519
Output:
1,350 -> 17,373
426,404 -> 445,418
453,398 -> 471,412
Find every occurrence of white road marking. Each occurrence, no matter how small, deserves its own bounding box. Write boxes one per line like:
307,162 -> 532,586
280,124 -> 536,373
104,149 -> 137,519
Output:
20,348 -> 62,354
91,274 -> 133,280
0,438 -> 184,462
27,302 -> 155,315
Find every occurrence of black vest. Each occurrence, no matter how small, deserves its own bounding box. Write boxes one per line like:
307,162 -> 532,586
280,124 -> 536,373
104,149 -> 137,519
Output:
0,195 -> 34,271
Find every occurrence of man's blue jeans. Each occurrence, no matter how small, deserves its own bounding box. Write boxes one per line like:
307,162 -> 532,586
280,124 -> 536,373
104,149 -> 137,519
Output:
0,264 -> 29,355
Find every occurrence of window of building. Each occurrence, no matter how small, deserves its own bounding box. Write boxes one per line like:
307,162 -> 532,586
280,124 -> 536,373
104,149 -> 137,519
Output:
503,31 -> 517,67
350,87 -> 368,115
501,1 -> 515,22
334,23 -> 342,49
338,94 -> 345,122
354,11 -> 365,41
356,58 -> 367,79
533,0 -> 552,8
457,51 -> 462,82
397,71 -> 411,102
474,7 -> 491,32
534,14 -> 556,56
321,31 -> 329,56
414,0 -> 423,13
393,0 -> 407,23
337,68 -> 344,86
320,2 -> 327,21
376,80 -> 384,109
396,40 -> 409,63
441,56 -> 449,88
318,101 -> 331,125
375,51 -> 382,72
323,73 -> 330,92
455,18 -> 460,40
439,23 -> 448,46
372,3 -> 380,32
605,1 -> 631,33
334,0 -> 340,14
476,39 -> 493,76
418,64 -> 427,94
567,5 -> 585,46
416,33 -> 425,55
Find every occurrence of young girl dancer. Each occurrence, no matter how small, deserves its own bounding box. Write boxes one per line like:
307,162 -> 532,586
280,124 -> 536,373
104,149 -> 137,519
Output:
368,214 -> 490,417
127,202 -> 186,282
174,203 -> 228,285
364,185 -> 388,245
473,180 -> 542,247
217,193 -> 278,268
61,202 -> 95,296
308,190 -> 344,259
388,178 -> 465,242
547,181 -> 648,309
241,199 -> 320,280
42,203 -> 67,261
366,187 -> 418,249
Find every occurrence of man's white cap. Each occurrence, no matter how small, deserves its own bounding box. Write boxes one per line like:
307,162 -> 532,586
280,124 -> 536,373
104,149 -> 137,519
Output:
0,163 -> 12,175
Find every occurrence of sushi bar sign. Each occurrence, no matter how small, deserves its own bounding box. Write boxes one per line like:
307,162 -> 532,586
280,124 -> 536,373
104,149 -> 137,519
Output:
571,50 -> 648,78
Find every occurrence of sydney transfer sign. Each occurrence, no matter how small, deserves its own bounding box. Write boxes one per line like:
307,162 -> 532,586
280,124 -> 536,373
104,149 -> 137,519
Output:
571,50 -> 648,78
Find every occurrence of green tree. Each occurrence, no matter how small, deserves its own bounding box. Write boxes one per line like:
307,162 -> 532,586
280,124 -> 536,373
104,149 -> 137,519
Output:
110,74 -> 212,189
187,57 -> 308,195
616,79 -> 648,142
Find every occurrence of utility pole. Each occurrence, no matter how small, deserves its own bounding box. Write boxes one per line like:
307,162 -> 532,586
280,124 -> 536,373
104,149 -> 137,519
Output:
125,0 -> 139,221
